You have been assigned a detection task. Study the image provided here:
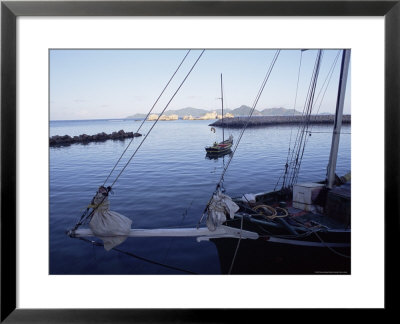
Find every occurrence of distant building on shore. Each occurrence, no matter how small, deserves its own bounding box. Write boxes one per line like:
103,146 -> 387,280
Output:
182,111 -> 234,120
217,112 -> 234,119
183,111 -> 218,120
183,115 -> 195,120
147,114 -> 179,121
199,111 -> 218,120
160,114 -> 178,121
147,114 -> 159,121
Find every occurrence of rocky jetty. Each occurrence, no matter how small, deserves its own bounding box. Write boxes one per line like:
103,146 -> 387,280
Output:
50,130 -> 142,147
209,115 -> 351,128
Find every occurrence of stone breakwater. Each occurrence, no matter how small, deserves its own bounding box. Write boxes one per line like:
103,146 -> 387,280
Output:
209,115 -> 351,128
50,130 -> 142,147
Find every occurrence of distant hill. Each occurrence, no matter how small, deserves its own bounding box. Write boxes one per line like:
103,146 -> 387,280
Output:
163,107 -> 209,117
126,106 -> 306,118
229,105 -> 301,117
214,108 -> 233,115
231,105 -> 262,116
126,113 -> 148,119
126,107 -> 209,119
260,108 -> 301,116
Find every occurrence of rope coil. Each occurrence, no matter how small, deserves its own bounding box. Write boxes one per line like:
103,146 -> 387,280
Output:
252,205 -> 289,219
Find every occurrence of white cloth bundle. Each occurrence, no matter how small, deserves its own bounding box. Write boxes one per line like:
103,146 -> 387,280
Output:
89,192 -> 132,251
206,191 -> 239,231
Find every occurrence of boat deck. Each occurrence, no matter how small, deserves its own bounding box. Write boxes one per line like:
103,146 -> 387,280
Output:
286,207 -> 350,230
233,182 -> 351,232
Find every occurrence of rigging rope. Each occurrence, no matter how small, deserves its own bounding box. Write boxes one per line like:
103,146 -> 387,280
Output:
280,50 -> 323,189
102,50 -> 192,186
228,215 -> 243,274
70,50 -> 205,232
199,50 -> 281,223
109,50 -> 205,188
314,50 -> 341,116
286,50 -> 341,188
306,49 -> 341,139
289,52 -> 323,186
313,231 -> 350,259
216,50 -> 280,188
276,50 -> 303,191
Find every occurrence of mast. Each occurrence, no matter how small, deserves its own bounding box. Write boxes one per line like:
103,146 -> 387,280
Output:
326,49 -> 351,189
220,73 -> 224,143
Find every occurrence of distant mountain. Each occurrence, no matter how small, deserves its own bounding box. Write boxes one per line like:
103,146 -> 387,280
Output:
126,106 -> 317,119
127,107 -> 209,119
231,105 -> 262,116
214,108 -> 233,115
126,113 -> 148,119
162,107 -> 209,117
260,108 -> 301,116
229,106 -> 302,117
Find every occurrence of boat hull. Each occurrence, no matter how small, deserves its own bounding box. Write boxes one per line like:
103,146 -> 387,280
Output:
205,138 -> 233,156
205,145 -> 232,153
210,187 -> 351,274
211,233 -> 350,274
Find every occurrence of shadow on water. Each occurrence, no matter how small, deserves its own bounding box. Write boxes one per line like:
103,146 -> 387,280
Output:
205,150 -> 233,160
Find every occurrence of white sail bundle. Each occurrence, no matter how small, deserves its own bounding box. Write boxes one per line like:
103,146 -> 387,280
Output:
206,190 -> 239,231
89,188 -> 132,251
71,187 -> 258,248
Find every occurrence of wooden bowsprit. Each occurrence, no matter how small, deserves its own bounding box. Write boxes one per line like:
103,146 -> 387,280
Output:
69,225 -> 259,242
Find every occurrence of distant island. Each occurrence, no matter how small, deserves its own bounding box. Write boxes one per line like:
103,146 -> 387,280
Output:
126,105 -> 306,120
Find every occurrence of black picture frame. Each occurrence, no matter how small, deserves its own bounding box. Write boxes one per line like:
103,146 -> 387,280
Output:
1,0 -> 398,322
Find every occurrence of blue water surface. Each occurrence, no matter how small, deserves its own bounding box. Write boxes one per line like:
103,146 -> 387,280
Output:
49,119 -> 351,274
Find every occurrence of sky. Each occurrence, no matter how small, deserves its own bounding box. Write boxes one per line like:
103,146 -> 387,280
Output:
50,49 -> 351,120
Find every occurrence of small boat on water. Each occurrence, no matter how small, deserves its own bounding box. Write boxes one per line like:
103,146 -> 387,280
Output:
205,134 -> 233,155
205,74 -> 233,157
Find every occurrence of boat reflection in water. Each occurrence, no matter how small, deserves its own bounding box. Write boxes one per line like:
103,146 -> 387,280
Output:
205,148 -> 233,160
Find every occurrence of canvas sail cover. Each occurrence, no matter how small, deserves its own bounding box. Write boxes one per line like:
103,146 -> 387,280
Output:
89,191 -> 132,251
206,190 -> 239,231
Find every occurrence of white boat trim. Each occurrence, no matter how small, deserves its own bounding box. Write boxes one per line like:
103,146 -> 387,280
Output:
72,225 -> 259,242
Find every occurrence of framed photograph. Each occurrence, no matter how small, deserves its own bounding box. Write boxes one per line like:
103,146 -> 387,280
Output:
2,0 -> 398,321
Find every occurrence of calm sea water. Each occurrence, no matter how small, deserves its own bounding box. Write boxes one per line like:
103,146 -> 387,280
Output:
49,119 -> 351,274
